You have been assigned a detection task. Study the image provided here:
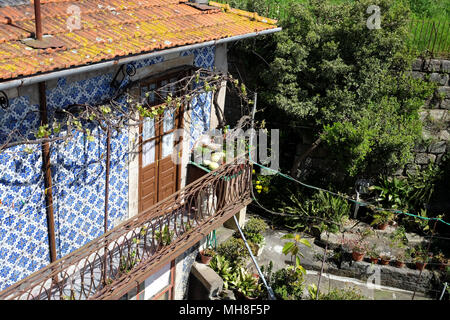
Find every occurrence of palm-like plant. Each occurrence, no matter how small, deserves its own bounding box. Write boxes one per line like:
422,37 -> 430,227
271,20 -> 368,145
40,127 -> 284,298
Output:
371,176 -> 408,210
281,233 -> 311,274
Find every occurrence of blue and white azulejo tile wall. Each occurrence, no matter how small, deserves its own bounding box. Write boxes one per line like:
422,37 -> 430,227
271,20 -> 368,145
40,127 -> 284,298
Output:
0,45 -> 216,291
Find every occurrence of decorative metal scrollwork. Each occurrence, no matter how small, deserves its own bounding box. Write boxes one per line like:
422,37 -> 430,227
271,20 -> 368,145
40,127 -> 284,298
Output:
110,64 -> 136,89
0,90 -> 9,110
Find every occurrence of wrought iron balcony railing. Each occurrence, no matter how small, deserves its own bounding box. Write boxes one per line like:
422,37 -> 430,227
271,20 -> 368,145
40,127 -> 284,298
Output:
0,157 -> 252,300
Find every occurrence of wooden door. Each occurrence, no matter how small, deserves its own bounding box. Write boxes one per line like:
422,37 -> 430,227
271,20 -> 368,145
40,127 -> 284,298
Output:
138,70 -> 188,213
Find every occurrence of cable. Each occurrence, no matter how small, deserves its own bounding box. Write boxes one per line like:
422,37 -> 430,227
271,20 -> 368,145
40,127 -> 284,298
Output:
232,215 -> 276,300
250,159 -> 450,228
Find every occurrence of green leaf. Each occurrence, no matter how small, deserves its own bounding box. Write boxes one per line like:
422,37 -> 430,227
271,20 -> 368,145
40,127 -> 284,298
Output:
282,242 -> 295,255
298,238 -> 311,248
297,264 -> 306,275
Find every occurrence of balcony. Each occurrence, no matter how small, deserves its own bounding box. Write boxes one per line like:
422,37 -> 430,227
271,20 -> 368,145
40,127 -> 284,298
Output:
0,157 -> 252,300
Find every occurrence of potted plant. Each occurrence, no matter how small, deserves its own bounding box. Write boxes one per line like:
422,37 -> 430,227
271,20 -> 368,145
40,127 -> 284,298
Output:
239,217 -> 268,256
433,251 -> 448,271
413,245 -> 429,271
370,210 -> 395,230
394,249 -> 411,268
231,268 -> 264,300
342,238 -> 368,262
367,244 -> 379,264
199,247 -> 216,264
379,252 -> 392,265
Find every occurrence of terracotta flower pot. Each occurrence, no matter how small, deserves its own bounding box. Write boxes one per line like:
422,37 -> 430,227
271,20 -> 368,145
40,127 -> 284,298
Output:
377,223 -> 388,230
370,257 -> 379,264
416,262 -> 427,271
352,251 -> 365,262
380,257 -> 391,265
199,251 -> 213,264
395,260 -> 405,268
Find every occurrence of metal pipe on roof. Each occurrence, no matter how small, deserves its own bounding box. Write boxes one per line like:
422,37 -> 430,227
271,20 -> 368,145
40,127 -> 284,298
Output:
33,0 -> 43,40
0,27 -> 282,91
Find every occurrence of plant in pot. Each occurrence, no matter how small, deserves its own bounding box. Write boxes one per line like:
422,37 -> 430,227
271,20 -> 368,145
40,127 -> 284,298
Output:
209,255 -> 236,290
217,237 -> 249,268
412,244 -> 429,271
342,238 -> 368,262
389,227 -> 409,268
263,263 -> 305,300
367,244 -> 380,264
379,252 -> 392,265
370,210 -> 396,230
433,251 -> 448,271
394,248 -> 412,268
199,247 -> 216,265
231,267 -> 264,300
240,217 -> 268,256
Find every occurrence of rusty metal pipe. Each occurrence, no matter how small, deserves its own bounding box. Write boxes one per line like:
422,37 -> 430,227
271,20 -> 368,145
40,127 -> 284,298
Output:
33,0 -> 43,40
102,126 -> 111,285
39,82 -> 57,264
104,127 -> 111,234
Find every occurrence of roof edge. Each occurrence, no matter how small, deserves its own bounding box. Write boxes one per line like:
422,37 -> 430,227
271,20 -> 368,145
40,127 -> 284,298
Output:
0,27 -> 282,91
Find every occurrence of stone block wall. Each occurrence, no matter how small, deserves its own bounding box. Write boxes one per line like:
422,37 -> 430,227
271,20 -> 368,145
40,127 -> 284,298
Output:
408,58 -> 450,176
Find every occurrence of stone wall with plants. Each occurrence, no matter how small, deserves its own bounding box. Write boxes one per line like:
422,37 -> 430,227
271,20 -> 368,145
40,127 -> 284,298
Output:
407,58 -> 450,175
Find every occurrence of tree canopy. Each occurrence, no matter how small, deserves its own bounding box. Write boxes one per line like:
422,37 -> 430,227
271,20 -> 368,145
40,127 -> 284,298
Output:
233,0 -> 436,180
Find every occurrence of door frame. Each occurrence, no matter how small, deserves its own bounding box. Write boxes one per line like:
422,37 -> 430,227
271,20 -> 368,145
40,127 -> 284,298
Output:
138,66 -> 194,212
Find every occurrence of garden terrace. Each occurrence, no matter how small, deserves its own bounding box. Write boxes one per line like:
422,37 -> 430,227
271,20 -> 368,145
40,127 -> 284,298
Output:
0,157 -> 252,300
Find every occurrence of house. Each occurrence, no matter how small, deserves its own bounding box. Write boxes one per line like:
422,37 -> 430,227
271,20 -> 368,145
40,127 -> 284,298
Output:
0,0 -> 280,299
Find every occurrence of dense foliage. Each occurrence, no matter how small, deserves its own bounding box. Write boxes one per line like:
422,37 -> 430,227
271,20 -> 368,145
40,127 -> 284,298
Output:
232,0 -> 436,182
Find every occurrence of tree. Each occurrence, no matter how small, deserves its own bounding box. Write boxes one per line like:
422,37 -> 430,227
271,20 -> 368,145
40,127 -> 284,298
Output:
231,0 -> 435,185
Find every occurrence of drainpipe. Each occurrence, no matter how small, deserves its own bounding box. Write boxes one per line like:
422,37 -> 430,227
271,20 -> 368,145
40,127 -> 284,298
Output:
39,82 -> 57,264
33,0 -> 43,40
103,126 -> 111,286
104,126 -> 111,234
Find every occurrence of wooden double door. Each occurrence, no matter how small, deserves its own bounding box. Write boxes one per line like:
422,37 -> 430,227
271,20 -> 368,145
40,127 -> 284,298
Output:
138,69 -> 189,213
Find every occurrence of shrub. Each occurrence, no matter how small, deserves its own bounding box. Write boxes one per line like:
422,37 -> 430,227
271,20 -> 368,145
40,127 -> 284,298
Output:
217,237 -> 250,267
242,217 -> 268,246
270,267 -> 305,300
244,217 -> 268,235
319,287 -> 365,300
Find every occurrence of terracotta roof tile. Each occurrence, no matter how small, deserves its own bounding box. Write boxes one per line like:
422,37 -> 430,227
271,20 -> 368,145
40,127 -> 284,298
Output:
0,0 -> 278,81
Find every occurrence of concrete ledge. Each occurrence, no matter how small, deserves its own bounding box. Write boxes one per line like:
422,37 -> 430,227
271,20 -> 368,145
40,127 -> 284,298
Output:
188,261 -> 223,299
